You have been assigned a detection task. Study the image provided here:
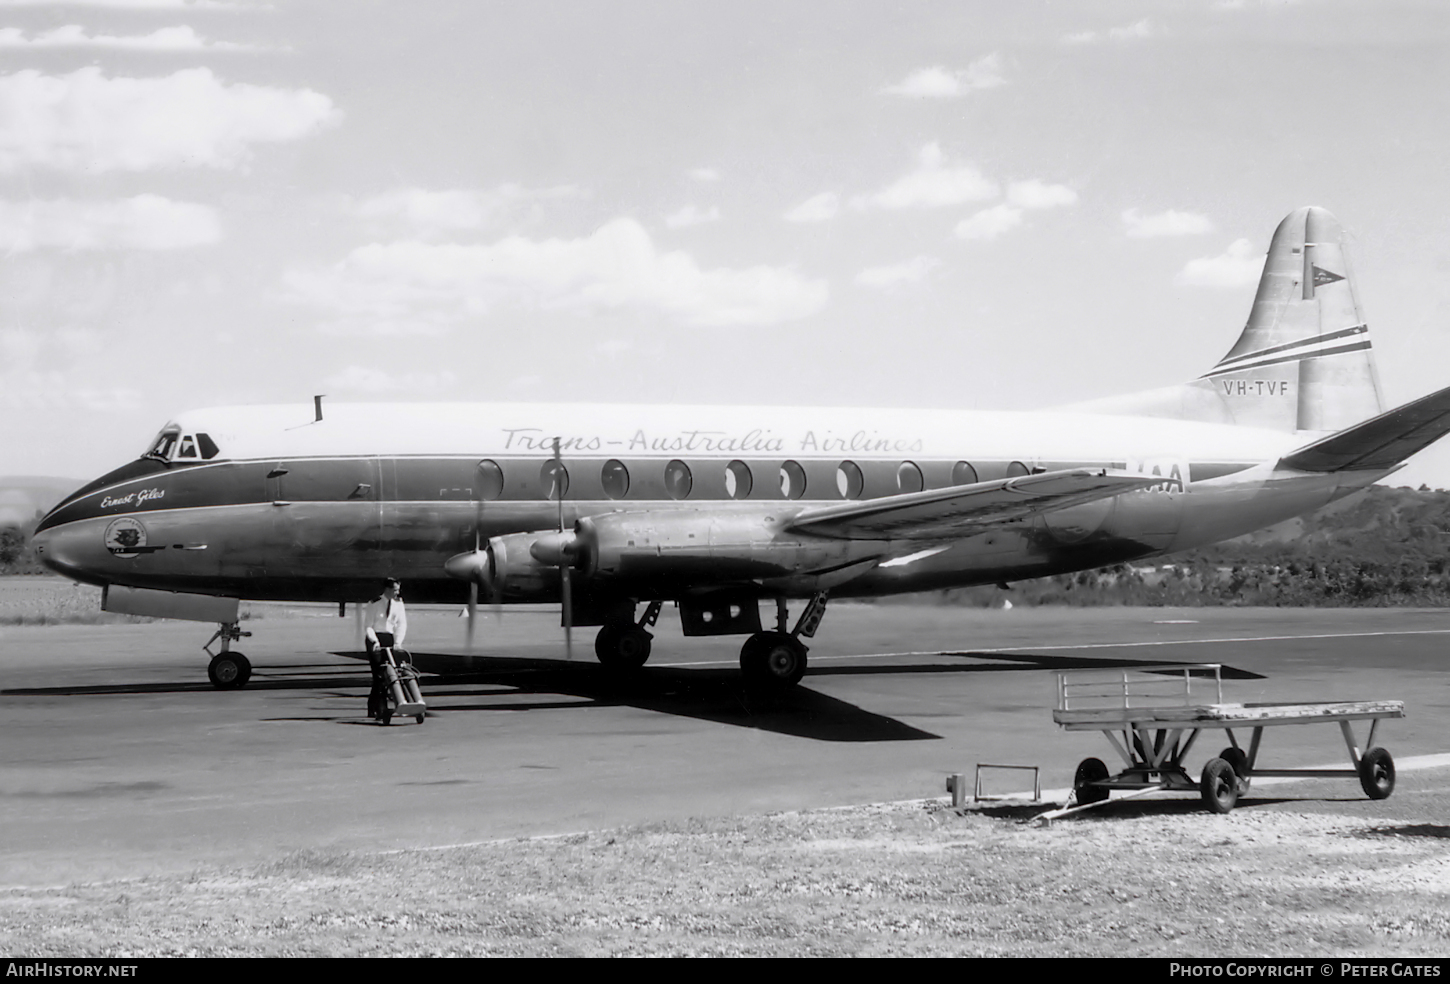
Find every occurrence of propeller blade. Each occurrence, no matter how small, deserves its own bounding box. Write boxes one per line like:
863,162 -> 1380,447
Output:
466,580 -> 478,651
553,436 -> 573,661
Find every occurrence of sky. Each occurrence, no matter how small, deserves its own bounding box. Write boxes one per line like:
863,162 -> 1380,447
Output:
4,0 -> 1450,487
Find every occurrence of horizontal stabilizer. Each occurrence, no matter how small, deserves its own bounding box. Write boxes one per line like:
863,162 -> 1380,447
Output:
1279,383 -> 1450,473
784,468 -> 1159,541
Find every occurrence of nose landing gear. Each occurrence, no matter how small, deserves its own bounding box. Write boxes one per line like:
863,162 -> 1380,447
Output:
203,622 -> 252,689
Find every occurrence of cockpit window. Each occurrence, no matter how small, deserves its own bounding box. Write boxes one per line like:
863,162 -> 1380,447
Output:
197,433 -> 220,460
143,424 -> 181,461
178,435 -> 198,459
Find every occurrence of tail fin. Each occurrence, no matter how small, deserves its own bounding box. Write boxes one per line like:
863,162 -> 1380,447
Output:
1068,206 -> 1386,432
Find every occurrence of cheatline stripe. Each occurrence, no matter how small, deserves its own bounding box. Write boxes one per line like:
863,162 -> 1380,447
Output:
652,626 -> 1450,667
1200,339 -> 1372,380
1211,323 -> 1368,372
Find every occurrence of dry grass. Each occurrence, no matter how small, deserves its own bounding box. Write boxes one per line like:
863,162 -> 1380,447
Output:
3,801 -> 1448,957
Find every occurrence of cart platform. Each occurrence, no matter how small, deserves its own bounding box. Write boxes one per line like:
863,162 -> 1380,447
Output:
1037,664 -> 1403,820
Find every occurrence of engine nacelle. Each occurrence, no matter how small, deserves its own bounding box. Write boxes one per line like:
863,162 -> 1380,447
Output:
445,530 -> 563,603
571,510 -> 878,591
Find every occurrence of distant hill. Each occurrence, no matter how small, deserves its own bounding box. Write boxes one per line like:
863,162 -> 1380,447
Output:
0,477 -> 82,528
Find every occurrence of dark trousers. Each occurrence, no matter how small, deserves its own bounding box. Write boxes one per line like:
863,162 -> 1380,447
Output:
367,632 -> 395,714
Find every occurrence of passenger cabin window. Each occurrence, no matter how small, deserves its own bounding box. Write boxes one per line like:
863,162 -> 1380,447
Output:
780,460 -> 807,500
476,460 -> 505,500
664,459 -> 693,500
952,461 -> 978,486
601,459 -> 630,499
896,461 -> 924,493
836,460 -> 864,499
540,460 -> 569,500
725,460 -> 753,499
1006,461 -> 1030,478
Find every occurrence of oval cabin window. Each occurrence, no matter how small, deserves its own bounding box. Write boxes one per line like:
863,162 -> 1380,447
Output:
836,460 -> 864,499
896,461 -> 924,493
664,459 -> 693,500
779,460 -> 807,500
601,459 -> 630,500
476,460 -> 505,500
1006,461 -> 1030,478
952,461 -> 978,486
725,460 -> 753,499
540,460 -> 569,500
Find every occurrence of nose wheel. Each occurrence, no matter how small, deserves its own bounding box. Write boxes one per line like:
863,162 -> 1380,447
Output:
207,651 -> 252,689
203,621 -> 253,689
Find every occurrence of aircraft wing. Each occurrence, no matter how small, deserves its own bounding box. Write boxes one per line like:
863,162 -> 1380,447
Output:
783,468 -> 1160,541
1280,382 -> 1450,473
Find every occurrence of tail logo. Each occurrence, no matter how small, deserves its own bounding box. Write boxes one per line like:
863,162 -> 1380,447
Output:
1312,266 -> 1345,288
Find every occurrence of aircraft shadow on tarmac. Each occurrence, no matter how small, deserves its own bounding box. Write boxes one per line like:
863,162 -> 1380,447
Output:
0,648 -> 1262,744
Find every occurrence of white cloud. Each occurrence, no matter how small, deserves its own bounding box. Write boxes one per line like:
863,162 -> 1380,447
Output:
323,366 -> 459,394
1122,208 -> 1215,238
882,55 -> 1005,98
0,196 -> 221,250
0,25 -> 257,50
1063,19 -> 1158,44
1006,179 -> 1077,209
855,143 -> 998,211
0,327 -> 140,412
953,204 -> 1023,241
664,204 -> 720,229
854,255 -> 942,289
688,167 -> 721,182
0,68 -> 339,173
286,217 -> 829,330
783,191 -> 839,223
349,184 -> 584,235
1175,239 -> 1265,287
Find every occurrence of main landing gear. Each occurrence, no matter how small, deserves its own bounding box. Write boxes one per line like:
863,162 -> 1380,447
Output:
594,600 -> 662,670
739,593 -> 827,689
203,621 -> 252,689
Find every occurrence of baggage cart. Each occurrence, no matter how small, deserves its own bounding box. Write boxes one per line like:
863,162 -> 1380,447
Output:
1038,663 -> 1402,820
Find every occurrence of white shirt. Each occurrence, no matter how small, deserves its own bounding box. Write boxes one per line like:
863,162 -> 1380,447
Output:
365,594 -> 407,647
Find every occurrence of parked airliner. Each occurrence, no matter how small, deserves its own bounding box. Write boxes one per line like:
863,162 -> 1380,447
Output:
32,207 -> 1450,690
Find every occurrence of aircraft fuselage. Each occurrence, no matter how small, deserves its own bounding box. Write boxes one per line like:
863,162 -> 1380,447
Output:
33,402 -> 1375,605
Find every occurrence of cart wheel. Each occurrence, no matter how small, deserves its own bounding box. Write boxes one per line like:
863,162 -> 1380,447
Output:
380,706 -> 393,726
1073,757 -> 1110,806
1358,747 -> 1395,800
1201,758 -> 1239,814
415,714 -> 425,725
1219,747 -> 1251,793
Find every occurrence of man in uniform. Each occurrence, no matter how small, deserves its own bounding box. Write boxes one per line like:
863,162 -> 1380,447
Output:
365,579 -> 408,719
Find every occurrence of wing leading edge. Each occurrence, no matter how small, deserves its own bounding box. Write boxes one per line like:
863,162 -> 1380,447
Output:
1280,382 -> 1450,473
783,468 -> 1160,541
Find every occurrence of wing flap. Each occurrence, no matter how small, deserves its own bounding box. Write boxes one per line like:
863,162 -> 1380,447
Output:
1280,383 -> 1450,473
783,468 -> 1159,540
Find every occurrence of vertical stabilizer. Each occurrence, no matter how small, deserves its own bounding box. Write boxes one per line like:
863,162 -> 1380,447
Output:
1201,206 -> 1384,432
1065,207 -> 1385,433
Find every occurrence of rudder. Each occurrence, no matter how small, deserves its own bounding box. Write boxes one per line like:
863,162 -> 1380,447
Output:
1198,206 -> 1384,432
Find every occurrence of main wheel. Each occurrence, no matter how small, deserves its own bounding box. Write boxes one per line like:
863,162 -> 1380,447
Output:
740,632 -> 807,688
1073,757 -> 1111,806
1219,746 -> 1251,793
207,652 -> 251,690
594,623 -> 653,670
1201,758 -> 1239,814
1358,747 -> 1396,800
